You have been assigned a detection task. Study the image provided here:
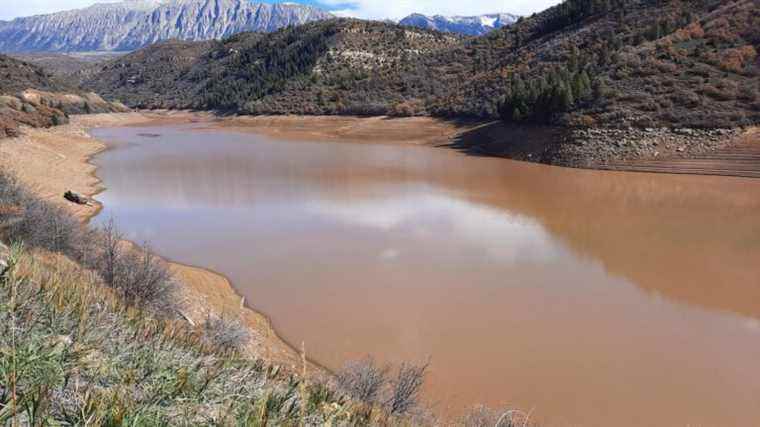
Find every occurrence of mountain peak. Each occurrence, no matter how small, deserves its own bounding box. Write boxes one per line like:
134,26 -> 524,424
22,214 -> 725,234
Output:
399,12 -> 519,36
0,0 -> 333,52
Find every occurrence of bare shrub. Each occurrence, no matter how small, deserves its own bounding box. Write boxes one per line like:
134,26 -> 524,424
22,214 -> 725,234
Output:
335,357 -> 429,415
460,405 -> 504,427
460,406 -> 537,427
1,173 -> 175,316
0,174 -> 82,253
90,220 -> 174,311
115,246 -> 174,309
200,313 -> 249,352
336,356 -> 388,404
386,361 -> 428,415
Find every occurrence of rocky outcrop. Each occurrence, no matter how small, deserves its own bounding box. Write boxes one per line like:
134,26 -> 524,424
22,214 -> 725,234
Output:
0,0 -> 333,52
557,127 -> 741,168
399,13 -> 519,36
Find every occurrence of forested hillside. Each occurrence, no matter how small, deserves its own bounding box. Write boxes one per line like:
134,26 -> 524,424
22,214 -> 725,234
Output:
82,20 -> 462,115
81,0 -> 759,130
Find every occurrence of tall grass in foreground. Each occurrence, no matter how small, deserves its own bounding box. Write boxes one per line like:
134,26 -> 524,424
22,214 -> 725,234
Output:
0,245 -> 415,425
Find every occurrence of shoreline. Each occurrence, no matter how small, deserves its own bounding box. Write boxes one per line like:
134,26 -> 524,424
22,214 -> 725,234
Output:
0,111 -> 325,376
4,110 -> 757,376
446,121 -> 759,177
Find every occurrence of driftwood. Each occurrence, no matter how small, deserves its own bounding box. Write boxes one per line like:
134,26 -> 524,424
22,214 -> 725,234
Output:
0,242 -> 9,277
64,190 -> 90,205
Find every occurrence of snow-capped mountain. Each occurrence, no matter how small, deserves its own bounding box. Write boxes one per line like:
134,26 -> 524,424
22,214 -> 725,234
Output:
399,13 -> 520,36
0,0 -> 333,52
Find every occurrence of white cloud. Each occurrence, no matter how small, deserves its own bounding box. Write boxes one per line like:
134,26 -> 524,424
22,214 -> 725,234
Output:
305,191 -> 566,264
321,0 -> 563,20
0,0 -> 121,20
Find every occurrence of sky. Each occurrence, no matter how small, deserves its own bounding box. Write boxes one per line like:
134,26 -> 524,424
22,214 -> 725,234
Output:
0,0 -> 563,21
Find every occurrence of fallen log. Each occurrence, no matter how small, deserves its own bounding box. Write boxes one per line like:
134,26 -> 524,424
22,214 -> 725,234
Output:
0,242 -> 9,277
64,190 -> 90,205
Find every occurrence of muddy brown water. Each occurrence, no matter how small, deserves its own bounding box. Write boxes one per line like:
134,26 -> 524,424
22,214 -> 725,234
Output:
90,124 -> 760,427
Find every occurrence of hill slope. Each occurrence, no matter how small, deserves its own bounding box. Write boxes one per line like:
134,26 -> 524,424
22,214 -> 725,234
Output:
0,0 -> 332,52
81,19 -> 463,114
81,0 -> 759,164
8,52 -> 125,76
0,54 -> 126,137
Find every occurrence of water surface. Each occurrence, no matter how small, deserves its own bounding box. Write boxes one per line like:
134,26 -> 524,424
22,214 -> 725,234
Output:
91,124 -> 760,427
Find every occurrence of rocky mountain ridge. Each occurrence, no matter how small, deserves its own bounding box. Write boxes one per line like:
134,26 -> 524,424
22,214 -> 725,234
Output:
0,0 -> 332,52
399,13 -> 520,36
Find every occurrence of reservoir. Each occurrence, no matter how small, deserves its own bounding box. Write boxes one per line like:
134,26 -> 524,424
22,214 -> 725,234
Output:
91,122 -> 760,427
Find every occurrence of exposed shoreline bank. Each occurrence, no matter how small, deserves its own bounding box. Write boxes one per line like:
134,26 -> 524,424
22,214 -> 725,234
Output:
447,121 -> 759,177
0,110 -> 325,376
205,114 -> 759,178
0,110 -> 483,381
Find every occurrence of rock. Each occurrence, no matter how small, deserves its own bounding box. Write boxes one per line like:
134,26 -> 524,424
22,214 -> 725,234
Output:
64,190 -> 89,205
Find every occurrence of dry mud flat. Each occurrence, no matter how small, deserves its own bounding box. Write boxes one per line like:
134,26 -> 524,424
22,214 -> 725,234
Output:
206,114 -> 473,145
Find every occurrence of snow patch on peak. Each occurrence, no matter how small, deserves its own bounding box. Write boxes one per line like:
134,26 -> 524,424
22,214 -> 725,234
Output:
399,12 -> 520,36
480,15 -> 498,28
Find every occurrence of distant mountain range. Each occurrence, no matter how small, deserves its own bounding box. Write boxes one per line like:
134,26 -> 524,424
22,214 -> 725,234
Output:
0,0 -> 523,53
399,13 -> 520,36
0,0 -> 332,52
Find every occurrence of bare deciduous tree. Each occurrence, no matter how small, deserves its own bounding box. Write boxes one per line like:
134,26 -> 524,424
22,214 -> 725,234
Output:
91,220 -> 174,311
201,314 -> 249,352
336,356 -> 388,404
386,360 -> 428,415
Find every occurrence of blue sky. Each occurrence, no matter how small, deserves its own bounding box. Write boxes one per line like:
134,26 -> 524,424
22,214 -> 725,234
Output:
0,0 -> 562,21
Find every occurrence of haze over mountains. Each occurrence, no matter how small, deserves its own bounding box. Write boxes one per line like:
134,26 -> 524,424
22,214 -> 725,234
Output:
0,0 -> 333,52
398,13 -> 520,36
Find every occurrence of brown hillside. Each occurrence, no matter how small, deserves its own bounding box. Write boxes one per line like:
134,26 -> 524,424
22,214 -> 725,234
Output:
0,54 -> 127,138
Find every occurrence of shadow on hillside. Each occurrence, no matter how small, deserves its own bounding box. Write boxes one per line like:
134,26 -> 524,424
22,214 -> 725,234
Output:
439,120 -> 567,161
